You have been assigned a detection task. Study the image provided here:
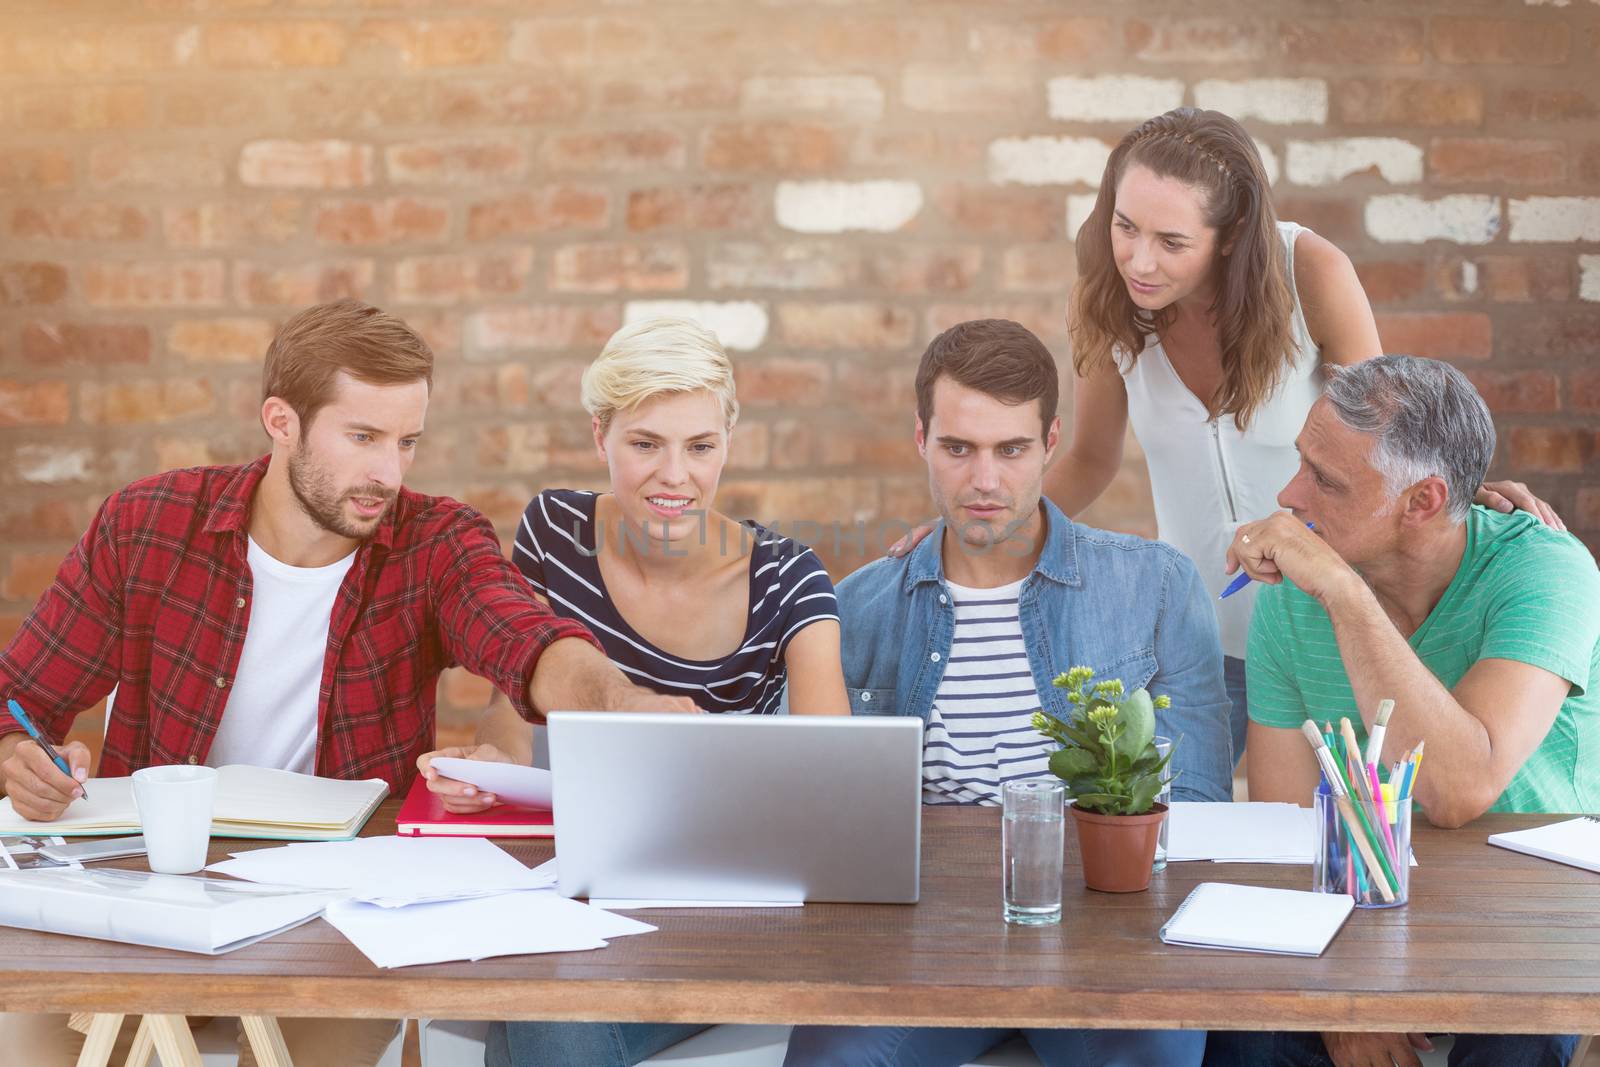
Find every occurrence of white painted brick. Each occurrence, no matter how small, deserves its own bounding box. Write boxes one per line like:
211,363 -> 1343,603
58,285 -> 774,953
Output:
1580,255 -> 1600,301
988,137 -> 1110,187
624,300 -> 769,352
1459,261 -> 1480,296
775,180 -> 923,234
1364,195 -> 1501,244
1507,197 -> 1600,242
1194,79 -> 1328,125
740,76 -> 884,119
1066,194 -> 1099,238
1255,139 -> 1281,187
16,445 -> 91,485
175,25 -> 200,64
1286,138 -> 1423,186
1046,76 -> 1184,123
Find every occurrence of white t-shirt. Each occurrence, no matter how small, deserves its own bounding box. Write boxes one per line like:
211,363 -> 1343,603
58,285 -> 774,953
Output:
921,578 -> 1051,806
206,537 -> 356,775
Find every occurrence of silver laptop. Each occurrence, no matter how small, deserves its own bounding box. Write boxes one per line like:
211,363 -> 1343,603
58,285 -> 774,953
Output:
547,713 -> 922,904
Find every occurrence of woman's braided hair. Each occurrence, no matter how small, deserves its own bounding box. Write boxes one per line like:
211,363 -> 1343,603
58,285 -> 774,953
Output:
1069,107 -> 1297,430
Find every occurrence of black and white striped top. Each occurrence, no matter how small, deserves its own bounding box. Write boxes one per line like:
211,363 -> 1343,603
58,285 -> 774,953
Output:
922,577 -> 1051,805
512,489 -> 840,715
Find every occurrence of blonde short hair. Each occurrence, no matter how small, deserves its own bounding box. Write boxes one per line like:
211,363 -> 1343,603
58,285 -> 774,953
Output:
581,317 -> 740,433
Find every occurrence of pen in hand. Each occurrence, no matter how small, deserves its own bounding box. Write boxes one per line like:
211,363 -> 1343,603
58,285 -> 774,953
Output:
6,698 -> 87,800
1219,521 -> 1316,600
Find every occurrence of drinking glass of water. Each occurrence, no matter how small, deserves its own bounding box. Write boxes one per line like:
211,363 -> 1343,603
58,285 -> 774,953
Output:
1152,735 -> 1172,873
1002,779 -> 1065,925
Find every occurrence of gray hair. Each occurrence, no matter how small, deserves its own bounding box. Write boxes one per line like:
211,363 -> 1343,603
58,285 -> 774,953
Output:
1323,355 -> 1493,523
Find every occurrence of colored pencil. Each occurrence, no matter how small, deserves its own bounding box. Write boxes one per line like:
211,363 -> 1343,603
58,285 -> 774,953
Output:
1299,721 -> 1396,903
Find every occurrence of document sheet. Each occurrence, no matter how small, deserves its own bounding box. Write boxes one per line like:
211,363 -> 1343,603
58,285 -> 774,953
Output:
324,890 -> 656,968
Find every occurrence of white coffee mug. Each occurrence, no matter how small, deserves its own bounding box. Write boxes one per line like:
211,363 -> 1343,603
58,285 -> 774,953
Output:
131,765 -> 218,874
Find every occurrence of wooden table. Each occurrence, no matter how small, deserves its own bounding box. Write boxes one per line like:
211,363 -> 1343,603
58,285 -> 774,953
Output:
0,805 -> 1596,1037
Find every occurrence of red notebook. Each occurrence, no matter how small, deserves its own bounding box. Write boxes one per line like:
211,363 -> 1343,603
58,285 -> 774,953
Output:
395,776 -> 554,838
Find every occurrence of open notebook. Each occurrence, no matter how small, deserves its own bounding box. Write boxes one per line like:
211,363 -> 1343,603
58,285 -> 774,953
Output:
0,765 -> 387,840
1487,817 -> 1600,874
1160,882 -> 1355,957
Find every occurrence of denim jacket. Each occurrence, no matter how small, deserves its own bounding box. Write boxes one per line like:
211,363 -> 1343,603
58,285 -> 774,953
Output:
835,499 -> 1233,803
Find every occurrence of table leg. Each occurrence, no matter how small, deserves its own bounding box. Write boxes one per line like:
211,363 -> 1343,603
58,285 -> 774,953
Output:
71,1013 -> 125,1067
123,1016 -> 156,1067
144,1014 -> 203,1067
240,1015 -> 295,1067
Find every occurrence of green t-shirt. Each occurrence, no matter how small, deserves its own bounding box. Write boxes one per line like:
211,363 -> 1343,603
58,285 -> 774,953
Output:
1247,506 -> 1600,815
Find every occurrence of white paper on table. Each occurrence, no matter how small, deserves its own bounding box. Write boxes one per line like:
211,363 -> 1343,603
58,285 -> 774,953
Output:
1165,802 -> 1317,863
429,758 -> 552,809
591,898 -> 804,910
324,889 -> 656,968
207,836 -> 554,905
531,859 -> 804,908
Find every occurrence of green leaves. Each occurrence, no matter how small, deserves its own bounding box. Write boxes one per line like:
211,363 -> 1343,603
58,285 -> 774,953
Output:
1114,688 -> 1154,760
1047,747 -> 1097,781
1127,773 -> 1164,813
1034,668 -> 1180,817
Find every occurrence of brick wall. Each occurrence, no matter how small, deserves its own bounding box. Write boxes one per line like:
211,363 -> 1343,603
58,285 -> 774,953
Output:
1,1 -> 1597,749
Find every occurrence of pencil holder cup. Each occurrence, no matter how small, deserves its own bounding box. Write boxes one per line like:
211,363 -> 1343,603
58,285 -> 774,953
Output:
1313,787 -> 1410,909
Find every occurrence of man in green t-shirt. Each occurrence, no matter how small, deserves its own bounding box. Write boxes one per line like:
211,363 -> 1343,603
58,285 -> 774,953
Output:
1217,355 -> 1590,1067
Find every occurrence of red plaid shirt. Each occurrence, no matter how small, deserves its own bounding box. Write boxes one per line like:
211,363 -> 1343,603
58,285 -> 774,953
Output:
0,457 -> 599,791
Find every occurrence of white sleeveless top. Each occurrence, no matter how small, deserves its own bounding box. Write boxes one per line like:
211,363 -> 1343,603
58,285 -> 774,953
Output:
1118,220 -> 1322,658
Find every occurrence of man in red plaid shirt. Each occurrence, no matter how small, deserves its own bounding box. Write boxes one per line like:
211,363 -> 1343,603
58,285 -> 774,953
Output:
0,299 -> 691,1065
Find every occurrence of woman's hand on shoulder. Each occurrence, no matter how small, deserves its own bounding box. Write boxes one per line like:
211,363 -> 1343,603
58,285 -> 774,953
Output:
1476,481 -> 1566,531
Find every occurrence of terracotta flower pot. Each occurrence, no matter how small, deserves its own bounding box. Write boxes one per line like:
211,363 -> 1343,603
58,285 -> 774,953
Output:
1069,801 -> 1167,893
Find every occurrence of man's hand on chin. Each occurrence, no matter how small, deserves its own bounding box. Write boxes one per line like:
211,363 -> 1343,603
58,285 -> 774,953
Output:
1226,511 -> 1359,607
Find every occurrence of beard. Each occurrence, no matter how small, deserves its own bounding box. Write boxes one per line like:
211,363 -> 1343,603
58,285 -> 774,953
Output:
287,444 -> 395,540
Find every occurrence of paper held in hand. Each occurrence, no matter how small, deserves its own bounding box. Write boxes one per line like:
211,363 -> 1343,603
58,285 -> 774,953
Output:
428,758 -> 552,809
0,765 -> 388,841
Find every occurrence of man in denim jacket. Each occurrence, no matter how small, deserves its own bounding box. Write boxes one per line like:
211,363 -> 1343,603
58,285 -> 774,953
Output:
783,319 -> 1231,1067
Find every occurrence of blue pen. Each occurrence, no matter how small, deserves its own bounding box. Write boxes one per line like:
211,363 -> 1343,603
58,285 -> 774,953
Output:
6,698 -> 86,799
1219,521 -> 1316,599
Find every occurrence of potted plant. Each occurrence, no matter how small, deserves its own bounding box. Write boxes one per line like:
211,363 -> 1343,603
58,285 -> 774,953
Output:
1032,666 -> 1177,893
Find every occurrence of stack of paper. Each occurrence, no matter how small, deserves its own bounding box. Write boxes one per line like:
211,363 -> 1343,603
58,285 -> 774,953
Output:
211,836 -> 654,968
324,891 -> 655,968
208,836 -> 554,906
1165,802 -> 1317,863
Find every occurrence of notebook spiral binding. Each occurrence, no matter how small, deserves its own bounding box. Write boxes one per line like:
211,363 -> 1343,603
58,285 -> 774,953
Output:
1160,885 -> 1203,937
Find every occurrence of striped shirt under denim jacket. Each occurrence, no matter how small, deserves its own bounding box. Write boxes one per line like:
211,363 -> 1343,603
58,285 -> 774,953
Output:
829,497 -> 1235,805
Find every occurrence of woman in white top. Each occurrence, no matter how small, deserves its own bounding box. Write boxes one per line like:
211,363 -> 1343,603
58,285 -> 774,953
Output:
1046,108 -> 1558,765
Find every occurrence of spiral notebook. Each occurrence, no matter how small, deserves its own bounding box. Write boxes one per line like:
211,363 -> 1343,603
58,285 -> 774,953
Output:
1159,882 -> 1354,957
1487,817 -> 1600,874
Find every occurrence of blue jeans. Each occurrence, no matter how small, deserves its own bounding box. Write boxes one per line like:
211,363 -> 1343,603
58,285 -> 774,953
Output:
485,1021 -> 706,1067
784,1025 -> 1204,1067
1224,654 -> 1247,769
1202,1030 -> 1578,1067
